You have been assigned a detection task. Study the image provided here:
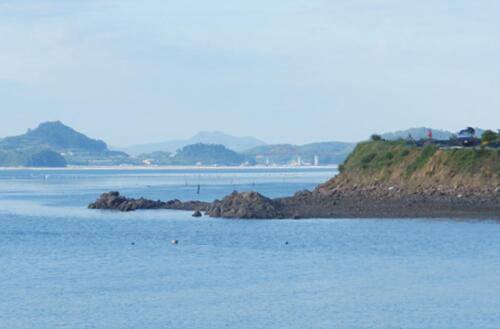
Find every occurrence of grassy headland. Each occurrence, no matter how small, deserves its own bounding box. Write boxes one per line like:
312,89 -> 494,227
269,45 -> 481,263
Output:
323,141 -> 499,193
90,140 -> 500,219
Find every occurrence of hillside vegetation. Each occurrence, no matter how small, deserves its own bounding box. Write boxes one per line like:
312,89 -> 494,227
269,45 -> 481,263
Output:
0,148 -> 67,167
0,121 -> 133,166
322,141 -> 499,192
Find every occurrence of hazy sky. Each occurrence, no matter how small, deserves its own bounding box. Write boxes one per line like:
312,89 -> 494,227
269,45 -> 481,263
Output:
1,0 -> 499,146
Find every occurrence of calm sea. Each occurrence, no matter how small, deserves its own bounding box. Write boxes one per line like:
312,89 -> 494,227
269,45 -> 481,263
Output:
1,168 -> 499,329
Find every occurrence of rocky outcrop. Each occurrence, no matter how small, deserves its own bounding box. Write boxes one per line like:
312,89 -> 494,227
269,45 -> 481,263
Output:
88,187 -> 500,219
88,143 -> 500,219
206,191 -> 281,219
88,191 -> 210,212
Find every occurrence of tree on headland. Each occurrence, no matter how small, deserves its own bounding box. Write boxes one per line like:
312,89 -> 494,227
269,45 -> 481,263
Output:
370,134 -> 382,142
481,130 -> 497,144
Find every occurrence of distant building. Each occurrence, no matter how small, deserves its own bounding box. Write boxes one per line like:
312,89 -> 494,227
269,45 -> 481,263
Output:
314,155 -> 319,166
297,156 -> 302,166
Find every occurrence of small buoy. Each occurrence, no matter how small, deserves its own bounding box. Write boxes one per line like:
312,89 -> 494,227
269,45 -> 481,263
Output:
171,240 -> 178,245
131,242 -> 135,245
285,241 -> 289,245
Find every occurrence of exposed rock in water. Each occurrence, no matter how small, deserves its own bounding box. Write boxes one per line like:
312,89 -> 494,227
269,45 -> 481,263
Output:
206,191 -> 281,219
88,187 -> 500,219
88,191 -> 210,212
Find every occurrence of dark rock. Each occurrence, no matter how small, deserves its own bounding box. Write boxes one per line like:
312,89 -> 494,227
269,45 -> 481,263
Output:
89,184 -> 500,219
88,191 -> 210,212
206,191 -> 281,219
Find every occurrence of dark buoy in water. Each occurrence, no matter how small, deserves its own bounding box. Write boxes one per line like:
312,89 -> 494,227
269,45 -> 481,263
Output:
197,184 -> 201,194
192,210 -> 202,217
171,240 -> 178,245
131,242 -> 135,245
285,241 -> 289,245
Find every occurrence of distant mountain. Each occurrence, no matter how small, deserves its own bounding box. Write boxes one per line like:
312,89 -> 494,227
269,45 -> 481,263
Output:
121,131 -> 266,155
0,121 -> 107,152
138,143 -> 250,166
174,143 -> 249,166
381,127 -> 453,141
243,141 -> 355,165
381,127 -> 486,141
0,121 -> 134,166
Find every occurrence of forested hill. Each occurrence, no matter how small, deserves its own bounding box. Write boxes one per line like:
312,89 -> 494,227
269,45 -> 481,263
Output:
0,121 -> 107,152
0,121 -> 132,167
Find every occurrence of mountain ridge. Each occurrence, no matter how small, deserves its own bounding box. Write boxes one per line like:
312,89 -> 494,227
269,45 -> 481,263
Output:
121,131 -> 266,155
0,121 -> 107,152
381,127 -> 486,140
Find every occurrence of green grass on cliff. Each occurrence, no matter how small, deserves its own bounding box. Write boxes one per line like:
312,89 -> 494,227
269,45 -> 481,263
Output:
341,141 -> 499,179
341,141 -> 415,171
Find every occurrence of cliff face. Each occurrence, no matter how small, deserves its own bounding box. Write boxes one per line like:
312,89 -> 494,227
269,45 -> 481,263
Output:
317,141 -> 500,195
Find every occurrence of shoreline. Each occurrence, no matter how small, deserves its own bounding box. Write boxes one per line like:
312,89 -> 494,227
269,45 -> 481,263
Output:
88,190 -> 500,220
0,165 -> 338,171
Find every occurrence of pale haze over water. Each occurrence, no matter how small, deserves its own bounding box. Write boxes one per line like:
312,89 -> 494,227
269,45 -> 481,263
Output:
1,1 -> 499,145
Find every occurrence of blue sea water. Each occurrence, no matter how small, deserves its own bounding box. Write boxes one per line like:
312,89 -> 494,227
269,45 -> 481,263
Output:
0,167 -> 499,329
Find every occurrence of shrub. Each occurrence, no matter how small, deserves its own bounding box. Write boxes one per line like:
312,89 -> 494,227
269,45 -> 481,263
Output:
481,130 -> 497,144
361,152 -> 376,164
370,134 -> 382,142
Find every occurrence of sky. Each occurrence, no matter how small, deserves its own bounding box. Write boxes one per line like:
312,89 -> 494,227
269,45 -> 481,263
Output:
1,0 -> 499,146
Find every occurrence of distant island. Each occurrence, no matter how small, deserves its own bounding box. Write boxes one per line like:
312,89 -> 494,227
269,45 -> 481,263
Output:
242,142 -> 355,166
89,136 -> 500,219
381,127 -> 486,141
0,121 -> 497,169
120,131 -> 267,155
0,121 -> 356,167
0,121 -> 131,167
137,143 -> 252,166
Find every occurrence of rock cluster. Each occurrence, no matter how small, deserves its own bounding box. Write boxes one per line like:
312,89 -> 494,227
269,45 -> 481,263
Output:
89,184 -> 499,219
88,191 -> 209,212
206,191 -> 281,219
